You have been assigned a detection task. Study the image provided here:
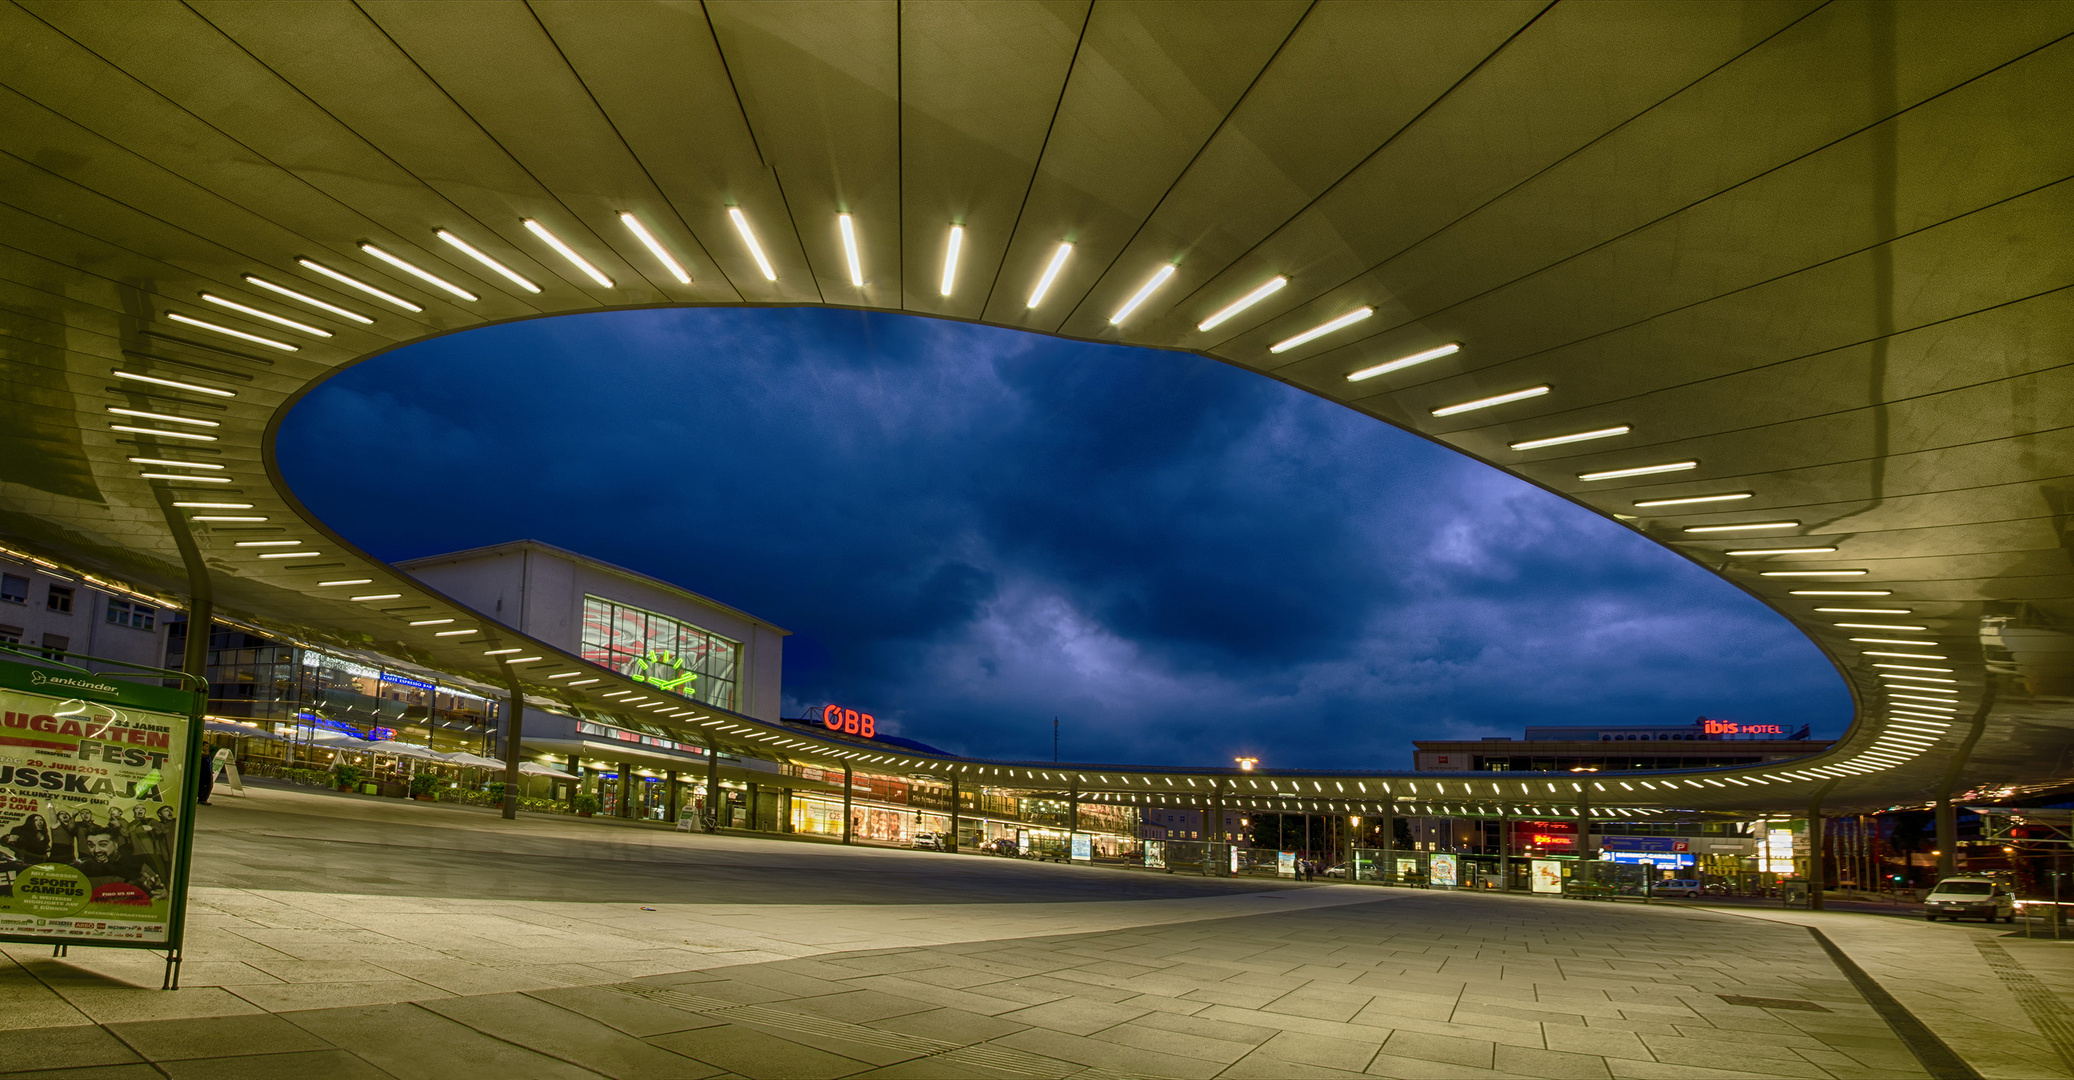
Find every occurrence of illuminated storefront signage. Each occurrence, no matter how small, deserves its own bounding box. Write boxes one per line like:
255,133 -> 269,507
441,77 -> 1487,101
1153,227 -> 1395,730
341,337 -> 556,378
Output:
1514,819 -> 1578,851
1703,719 -> 1784,735
1599,836 -> 1691,853
822,705 -> 876,738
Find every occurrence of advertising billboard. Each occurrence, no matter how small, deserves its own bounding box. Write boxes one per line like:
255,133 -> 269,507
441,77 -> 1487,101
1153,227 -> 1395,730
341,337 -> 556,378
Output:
1531,859 -> 1564,893
1070,832 -> 1091,861
0,657 -> 199,951
1143,840 -> 1164,869
1277,851 -> 1296,877
1430,853 -> 1459,887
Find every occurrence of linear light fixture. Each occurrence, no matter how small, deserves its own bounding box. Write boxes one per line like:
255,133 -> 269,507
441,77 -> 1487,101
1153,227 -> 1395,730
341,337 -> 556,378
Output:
318,580 -> 373,587
1760,570 -> 1867,577
1880,673 -> 1956,684
728,208 -> 777,281
163,313 -> 297,351
234,540 -> 299,547
1792,589 -> 1890,596
1863,651 -> 1946,660
243,276 -> 372,324
1028,242 -> 1073,308
297,259 -> 423,312
191,515 -> 265,522
408,618 -> 453,626
484,648 -> 523,656
258,551 -> 320,559
1874,663 -> 1953,673
1727,547 -> 1835,556
351,593 -> 402,602
111,424 -> 215,441
503,657 -> 541,664
361,244 -> 478,301
523,220 -> 611,288
1633,492 -> 1752,508
1685,521 -> 1799,533
1198,276 -> 1286,331
1888,695 -> 1956,706
836,214 -> 864,287
111,371 -> 235,398
1347,343 -> 1460,382
435,231 -> 538,293
200,294 -> 331,337
1820,607 -> 1910,614
618,213 -> 690,284
129,457 -> 223,470
1579,461 -> 1696,481
937,225 -> 965,296
139,473 -> 229,482
1433,386 -> 1550,417
546,671 -> 582,679
107,408 -> 218,429
1836,622 -> 1928,631
434,629 -> 477,636
173,502 -> 251,509
1510,426 -> 1630,451
1111,264 -> 1176,324
1855,637 -> 1936,647
1269,308 -> 1372,353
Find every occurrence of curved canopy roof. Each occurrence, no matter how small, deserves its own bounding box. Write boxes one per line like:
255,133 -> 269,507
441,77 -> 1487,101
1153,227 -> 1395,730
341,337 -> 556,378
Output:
2,1 -> 2070,816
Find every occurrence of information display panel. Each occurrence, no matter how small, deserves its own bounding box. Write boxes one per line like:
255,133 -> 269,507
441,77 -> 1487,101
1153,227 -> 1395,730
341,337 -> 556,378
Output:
0,657 -> 199,954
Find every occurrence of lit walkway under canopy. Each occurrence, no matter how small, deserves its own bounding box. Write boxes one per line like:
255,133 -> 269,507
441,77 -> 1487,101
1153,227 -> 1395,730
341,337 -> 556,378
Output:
1,2 -> 2071,822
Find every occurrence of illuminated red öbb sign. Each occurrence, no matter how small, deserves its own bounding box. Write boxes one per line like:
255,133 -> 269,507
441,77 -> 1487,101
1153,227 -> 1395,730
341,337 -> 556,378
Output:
1704,719 -> 1784,735
823,705 -> 876,739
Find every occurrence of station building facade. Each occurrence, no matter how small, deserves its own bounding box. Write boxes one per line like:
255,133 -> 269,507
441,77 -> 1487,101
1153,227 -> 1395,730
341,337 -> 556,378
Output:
1413,719 -> 1833,773
0,549 -> 172,672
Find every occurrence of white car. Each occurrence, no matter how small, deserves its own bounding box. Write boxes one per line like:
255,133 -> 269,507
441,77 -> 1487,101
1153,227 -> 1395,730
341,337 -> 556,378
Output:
1924,877 -> 2015,922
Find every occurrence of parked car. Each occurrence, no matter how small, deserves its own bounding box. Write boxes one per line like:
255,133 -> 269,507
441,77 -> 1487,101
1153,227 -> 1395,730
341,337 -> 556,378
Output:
1323,862 -> 1350,879
910,832 -> 949,851
1924,877 -> 2016,922
1654,879 -> 1705,898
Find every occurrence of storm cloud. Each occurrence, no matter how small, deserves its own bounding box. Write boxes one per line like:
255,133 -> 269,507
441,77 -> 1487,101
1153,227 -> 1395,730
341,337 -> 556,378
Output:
278,308 -> 1848,768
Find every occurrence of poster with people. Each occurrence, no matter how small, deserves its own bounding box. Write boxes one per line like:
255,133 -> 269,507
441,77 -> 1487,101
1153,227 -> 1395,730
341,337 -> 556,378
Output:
0,658 -> 196,946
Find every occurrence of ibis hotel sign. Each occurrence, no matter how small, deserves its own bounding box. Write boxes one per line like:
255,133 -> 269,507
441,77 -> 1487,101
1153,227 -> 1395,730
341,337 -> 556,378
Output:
820,704 -> 876,739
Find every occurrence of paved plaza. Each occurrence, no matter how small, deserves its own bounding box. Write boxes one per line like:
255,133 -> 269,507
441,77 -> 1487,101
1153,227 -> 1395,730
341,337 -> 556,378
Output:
1,787 -> 2069,1080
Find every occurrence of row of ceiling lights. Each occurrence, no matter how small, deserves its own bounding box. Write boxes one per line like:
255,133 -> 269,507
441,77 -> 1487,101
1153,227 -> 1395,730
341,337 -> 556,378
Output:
116,205 -> 1953,794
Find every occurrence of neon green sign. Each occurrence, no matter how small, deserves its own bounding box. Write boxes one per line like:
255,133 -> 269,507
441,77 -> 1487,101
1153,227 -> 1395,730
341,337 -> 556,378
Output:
626,649 -> 699,696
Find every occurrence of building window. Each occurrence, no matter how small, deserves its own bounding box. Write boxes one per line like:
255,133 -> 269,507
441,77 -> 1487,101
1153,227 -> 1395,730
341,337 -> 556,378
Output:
0,625 -> 20,645
106,599 -> 156,630
580,595 -> 740,711
40,633 -> 68,661
46,586 -> 73,613
0,574 -> 26,604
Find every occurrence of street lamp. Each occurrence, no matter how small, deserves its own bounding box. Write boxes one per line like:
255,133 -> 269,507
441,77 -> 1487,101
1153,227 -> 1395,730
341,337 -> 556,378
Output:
1236,757 -> 1258,771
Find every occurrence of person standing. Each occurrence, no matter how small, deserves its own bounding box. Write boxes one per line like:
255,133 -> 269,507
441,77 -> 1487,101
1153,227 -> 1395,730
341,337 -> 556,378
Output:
48,809 -> 77,863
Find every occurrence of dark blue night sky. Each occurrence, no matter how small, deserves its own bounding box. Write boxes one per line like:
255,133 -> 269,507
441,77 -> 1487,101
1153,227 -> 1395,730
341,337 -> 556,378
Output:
277,308 -> 1848,769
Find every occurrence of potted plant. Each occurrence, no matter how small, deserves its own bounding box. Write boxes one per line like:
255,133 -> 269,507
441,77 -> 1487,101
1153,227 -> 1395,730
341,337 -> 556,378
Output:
573,793 -> 600,818
331,762 -> 362,792
409,774 -> 438,801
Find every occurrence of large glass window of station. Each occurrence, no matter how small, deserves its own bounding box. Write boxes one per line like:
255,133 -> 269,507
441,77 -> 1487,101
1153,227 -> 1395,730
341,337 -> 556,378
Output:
579,595 -> 739,711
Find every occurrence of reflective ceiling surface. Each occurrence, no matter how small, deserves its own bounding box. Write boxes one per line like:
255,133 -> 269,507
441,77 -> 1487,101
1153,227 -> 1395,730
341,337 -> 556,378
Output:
2,0 -> 2070,816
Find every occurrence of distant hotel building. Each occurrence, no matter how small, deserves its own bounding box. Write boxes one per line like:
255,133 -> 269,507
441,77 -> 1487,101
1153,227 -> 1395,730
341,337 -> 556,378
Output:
1412,719 -> 1832,773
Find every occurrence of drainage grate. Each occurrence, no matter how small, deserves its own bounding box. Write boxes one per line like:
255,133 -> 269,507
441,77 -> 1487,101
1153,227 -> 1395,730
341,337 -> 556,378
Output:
1717,995 -> 1832,1012
603,982 -> 1141,1080
1974,940 -> 2074,1076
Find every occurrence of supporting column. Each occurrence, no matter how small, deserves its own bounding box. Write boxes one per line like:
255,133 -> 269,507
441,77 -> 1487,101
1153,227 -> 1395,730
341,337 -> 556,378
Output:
666,770 -> 679,823
499,678 -> 523,821
747,782 -> 761,831
1068,786 -> 1079,835
566,755 -> 580,810
704,741 -> 719,832
1499,815 -> 1511,891
1935,797 -> 1957,879
781,788 -> 794,833
1381,802 -> 1395,884
842,764 -> 854,844
949,775 -> 961,852
1809,791 -> 1827,911
619,763 -> 634,819
1211,783 -> 1225,876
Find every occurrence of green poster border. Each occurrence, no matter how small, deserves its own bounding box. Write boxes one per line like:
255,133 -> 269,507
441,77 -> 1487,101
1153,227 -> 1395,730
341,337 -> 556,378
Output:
0,646 -> 204,986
